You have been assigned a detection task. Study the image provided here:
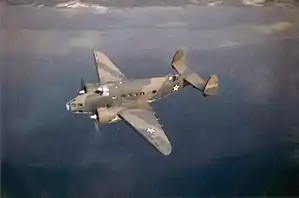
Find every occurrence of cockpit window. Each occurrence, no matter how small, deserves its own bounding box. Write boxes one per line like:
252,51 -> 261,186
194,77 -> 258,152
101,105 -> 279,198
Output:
95,87 -> 103,95
95,86 -> 109,96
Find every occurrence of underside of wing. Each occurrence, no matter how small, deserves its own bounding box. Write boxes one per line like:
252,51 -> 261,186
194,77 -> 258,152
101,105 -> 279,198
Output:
118,107 -> 172,156
93,51 -> 127,84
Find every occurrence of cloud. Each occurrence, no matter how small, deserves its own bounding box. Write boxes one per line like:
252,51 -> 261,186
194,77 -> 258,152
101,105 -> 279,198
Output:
156,22 -> 187,28
242,0 -> 265,6
255,22 -> 293,34
68,31 -> 102,49
55,0 -> 110,14
2,29 -> 102,55
208,0 -> 224,6
217,41 -> 241,48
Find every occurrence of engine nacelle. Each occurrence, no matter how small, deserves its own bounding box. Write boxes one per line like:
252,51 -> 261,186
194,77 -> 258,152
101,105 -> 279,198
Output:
91,107 -> 122,124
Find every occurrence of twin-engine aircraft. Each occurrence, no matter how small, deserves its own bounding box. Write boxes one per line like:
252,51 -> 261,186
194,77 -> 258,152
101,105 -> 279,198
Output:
66,49 -> 219,156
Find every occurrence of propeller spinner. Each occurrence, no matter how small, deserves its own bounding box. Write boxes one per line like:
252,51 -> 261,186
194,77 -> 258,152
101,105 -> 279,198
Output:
90,114 -> 97,119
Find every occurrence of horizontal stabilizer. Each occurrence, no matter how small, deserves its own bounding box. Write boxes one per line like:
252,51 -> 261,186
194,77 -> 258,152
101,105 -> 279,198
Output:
203,74 -> 219,96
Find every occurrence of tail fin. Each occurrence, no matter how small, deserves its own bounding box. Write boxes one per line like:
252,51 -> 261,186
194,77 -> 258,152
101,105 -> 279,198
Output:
171,49 -> 219,96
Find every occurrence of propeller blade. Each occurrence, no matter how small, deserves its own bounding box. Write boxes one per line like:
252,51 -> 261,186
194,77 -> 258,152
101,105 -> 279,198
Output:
89,111 -> 100,133
80,78 -> 84,88
79,78 -> 86,94
94,121 -> 100,133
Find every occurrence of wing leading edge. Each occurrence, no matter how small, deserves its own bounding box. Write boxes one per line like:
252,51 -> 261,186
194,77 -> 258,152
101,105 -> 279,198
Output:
93,51 -> 127,84
118,107 -> 172,156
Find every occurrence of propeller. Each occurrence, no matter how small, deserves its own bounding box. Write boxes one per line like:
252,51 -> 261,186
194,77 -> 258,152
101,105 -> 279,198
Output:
89,111 -> 100,133
94,121 -> 100,133
78,78 -> 87,94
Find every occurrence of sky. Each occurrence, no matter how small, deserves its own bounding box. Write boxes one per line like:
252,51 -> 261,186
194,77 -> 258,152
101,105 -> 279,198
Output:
1,2 -> 299,197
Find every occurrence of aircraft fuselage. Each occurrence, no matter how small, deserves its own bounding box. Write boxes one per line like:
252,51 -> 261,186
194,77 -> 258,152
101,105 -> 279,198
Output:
66,73 -> 186,114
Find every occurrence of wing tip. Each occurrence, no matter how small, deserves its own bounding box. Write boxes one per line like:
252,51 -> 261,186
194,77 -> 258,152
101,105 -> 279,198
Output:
159,142 -> 172,156
93,50 -> 104,57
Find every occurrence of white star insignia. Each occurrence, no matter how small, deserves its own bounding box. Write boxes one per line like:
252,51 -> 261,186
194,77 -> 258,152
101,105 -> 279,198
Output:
146,128 -> 156,134
173,84 -> 179,91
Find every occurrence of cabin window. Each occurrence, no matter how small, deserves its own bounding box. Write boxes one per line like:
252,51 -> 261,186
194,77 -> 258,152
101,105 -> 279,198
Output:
173,75 -> 179,82
152,90 -> 157,94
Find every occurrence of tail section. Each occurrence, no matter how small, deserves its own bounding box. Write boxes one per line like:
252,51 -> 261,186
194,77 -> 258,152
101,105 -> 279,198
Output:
171,49 -> 219,96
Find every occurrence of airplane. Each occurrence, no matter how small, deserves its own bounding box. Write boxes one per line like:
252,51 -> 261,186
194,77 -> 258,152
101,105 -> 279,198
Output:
65,49 -> 219,156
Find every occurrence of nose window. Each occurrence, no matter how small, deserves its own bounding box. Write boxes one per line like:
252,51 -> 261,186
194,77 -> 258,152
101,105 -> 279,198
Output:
70,101 -> 83,107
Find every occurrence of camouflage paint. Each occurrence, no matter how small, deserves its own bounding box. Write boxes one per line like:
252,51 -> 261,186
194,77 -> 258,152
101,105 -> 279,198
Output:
66,49 -> 219,156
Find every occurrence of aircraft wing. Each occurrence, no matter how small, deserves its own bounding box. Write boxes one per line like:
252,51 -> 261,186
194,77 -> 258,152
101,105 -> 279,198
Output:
93,51 -> 127,84
118,107 -> 172,156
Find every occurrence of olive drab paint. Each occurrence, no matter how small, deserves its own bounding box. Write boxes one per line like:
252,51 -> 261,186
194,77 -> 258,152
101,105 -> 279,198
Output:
66,49 -> 219,156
